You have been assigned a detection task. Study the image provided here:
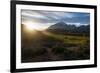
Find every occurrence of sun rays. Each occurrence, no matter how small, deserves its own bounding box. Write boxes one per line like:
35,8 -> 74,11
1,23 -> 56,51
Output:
23,21 -> 47,31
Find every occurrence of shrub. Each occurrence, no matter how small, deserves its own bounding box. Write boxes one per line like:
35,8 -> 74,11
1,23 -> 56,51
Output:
52,46 -> 65,54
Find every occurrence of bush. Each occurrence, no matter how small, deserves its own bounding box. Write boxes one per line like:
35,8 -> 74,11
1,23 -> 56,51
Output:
52,46 -> 65,54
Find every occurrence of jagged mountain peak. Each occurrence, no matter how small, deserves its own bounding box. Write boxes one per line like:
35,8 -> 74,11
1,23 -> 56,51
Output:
48,22 -> 76,30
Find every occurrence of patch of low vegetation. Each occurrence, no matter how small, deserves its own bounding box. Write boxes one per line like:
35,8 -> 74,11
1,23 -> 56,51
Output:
21,24 -> 90,63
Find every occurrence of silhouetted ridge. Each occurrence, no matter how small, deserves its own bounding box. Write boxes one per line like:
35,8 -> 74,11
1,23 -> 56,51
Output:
46,22 -> 90,36
48,22 -> 67,30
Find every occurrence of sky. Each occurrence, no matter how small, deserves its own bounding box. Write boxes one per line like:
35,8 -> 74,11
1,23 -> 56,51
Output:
21,9 -> 90,30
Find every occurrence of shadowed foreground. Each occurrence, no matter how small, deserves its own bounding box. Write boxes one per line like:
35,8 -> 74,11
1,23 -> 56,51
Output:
21,24 -> 90,63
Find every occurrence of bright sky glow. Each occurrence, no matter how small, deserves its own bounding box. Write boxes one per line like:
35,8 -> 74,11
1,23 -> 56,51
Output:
21,10 -> 90,30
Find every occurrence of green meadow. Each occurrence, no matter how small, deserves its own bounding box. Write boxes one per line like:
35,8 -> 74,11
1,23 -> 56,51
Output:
21,30 -> 90,63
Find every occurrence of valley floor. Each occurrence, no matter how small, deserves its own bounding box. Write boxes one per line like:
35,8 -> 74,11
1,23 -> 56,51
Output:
21,31 -> 90,63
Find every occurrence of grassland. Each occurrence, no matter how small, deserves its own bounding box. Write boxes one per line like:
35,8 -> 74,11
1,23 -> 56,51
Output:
21,29 -> 90,63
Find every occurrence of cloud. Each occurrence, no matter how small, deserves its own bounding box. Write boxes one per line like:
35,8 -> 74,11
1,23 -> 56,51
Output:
65,22 -> 89,27
21,10 -> 90,25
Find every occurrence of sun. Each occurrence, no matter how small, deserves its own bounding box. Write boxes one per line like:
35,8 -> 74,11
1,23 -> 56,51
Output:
26,23 -> 37,30
23,21 -> 47,31
25,22 -> 40,30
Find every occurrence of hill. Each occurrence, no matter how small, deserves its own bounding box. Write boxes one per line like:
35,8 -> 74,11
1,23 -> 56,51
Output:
47,22 -> 90,36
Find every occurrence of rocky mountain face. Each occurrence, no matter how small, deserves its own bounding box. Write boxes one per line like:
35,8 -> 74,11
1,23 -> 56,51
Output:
47,22 -> 90,35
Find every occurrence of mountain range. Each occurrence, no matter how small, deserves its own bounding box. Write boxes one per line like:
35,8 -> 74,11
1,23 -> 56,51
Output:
46,22 -> 90,35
